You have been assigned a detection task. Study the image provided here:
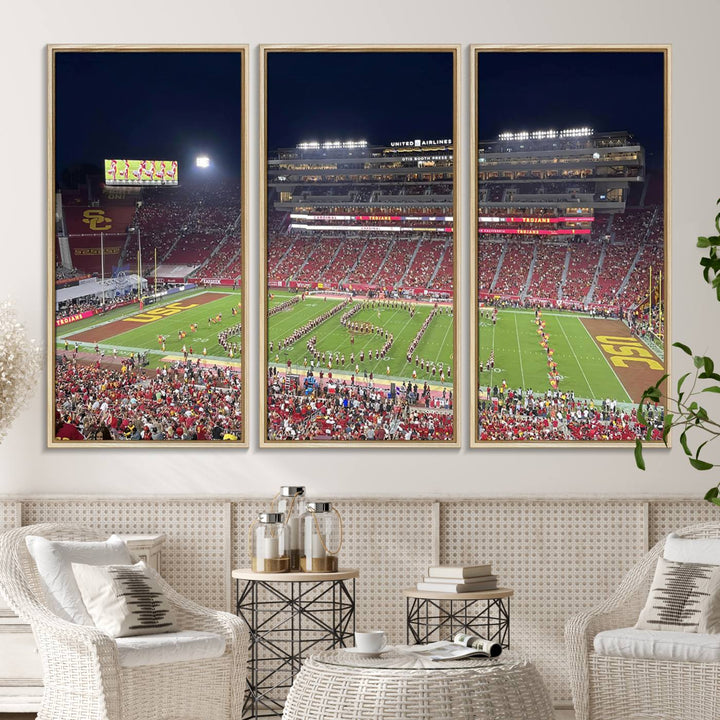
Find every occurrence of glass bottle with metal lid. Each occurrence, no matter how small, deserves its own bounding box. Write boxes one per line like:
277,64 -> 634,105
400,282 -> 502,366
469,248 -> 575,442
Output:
300,501 -> 343,573
276,486 -> 306,571
251,512 -> 290,573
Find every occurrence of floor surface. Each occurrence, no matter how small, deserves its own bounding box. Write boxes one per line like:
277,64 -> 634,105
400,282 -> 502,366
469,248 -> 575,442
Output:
3,713 -> 578,719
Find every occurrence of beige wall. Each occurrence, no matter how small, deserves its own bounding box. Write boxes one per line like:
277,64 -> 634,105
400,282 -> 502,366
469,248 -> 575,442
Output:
1,0 -> 719,497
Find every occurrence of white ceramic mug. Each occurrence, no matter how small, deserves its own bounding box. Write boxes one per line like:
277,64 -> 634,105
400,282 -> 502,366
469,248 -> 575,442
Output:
354,630 -> 387,654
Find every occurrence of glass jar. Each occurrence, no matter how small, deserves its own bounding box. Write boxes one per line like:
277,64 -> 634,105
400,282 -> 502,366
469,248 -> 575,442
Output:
301,501 -> 342,573
277,486 -> 306,571
251,512 -> 290,573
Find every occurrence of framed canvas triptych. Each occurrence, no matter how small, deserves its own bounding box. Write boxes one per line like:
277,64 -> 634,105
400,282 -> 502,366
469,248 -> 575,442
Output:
47,44 -> 668,448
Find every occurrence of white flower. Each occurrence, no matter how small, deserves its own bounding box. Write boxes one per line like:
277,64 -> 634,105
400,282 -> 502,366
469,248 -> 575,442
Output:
0,301 -> 41,443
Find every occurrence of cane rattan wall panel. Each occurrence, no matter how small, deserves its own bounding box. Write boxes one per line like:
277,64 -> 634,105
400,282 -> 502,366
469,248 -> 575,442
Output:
0,502 -> 18,531
440,500 -> 646,704
231,498 -> 272,595
22,500 -> 228,610
648,500 -> 720,545
338,500 -> 434,644
6,497 -> 672,707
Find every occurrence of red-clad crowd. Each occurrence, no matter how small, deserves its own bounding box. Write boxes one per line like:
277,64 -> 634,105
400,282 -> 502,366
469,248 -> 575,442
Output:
477,391 -> 663,442
267,374 -> 453,441
54,356 -> 242,441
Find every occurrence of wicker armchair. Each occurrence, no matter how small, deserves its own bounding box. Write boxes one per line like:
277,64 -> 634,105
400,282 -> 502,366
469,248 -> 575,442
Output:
0,523 -> 248,720
565,521 -> 720,720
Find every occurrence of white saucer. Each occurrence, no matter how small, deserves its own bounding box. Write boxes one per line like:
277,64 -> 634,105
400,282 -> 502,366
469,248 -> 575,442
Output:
343,647 -> 389,657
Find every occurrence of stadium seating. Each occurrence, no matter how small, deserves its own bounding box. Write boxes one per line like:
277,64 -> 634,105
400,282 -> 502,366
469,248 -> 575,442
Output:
477,240 -> 504,293
492,242 -> 534,297
402,239 -> 445,289
345,238 -> 392,286
561,243 -> 602,304
373,238 -> 422,289
432,240 -> 454,291
295,239 -> 342,283
321,238 -> 367,286
525,242 -> 568,301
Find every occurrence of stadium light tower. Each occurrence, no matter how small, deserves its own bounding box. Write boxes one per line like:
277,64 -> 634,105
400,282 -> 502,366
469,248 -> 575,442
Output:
196,155 -> 210,168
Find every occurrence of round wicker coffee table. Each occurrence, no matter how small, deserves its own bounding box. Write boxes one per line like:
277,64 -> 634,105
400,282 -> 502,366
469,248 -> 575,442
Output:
282,647 -> 554,720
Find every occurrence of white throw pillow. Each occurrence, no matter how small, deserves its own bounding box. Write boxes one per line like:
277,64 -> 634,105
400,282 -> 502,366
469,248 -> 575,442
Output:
664,532 -> 720,565
71,560 -> 178,638
25,534 -> 133,624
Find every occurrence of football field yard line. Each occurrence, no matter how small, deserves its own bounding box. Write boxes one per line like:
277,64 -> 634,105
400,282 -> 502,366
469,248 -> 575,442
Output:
513,312 -> 526,389
478,316 -> 496,386
436,315 -> 454,370
389,308 -> 428,375
576,318 -> 633,403
556,316 -> 596,400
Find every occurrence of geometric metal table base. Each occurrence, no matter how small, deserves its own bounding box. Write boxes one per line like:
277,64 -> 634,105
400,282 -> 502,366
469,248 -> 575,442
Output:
234,570 -> 358,719
405,590 -> 511,648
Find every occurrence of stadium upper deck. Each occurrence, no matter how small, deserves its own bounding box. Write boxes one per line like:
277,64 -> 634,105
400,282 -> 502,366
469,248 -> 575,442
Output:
268,139 -> 453,210
478,128 -> 644,214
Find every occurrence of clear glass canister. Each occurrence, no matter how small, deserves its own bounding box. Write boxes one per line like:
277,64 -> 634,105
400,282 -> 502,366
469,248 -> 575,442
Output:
251,512 -> 290,573
276,486 -> 306,571
301,501 -> 342,573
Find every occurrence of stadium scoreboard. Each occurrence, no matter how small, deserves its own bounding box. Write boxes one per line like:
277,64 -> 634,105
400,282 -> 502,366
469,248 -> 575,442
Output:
104,159 -> 179,186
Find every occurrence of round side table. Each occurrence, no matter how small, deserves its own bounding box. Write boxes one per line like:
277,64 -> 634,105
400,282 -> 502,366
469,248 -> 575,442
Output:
404,587 -> 514,647
233,568 -> 359,719
282,647 -> 554,720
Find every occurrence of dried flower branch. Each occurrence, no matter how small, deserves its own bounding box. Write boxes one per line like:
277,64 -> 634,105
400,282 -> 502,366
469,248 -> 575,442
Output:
0,301 -> 41,443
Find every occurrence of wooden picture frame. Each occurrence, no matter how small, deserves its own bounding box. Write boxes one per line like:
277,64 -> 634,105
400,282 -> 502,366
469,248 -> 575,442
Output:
470,45 -> 670,446
49,45 -> 248,446
260,45 -> 460,446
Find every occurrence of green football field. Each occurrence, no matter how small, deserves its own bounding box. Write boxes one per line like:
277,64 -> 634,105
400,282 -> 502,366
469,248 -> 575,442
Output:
56,289 -> 243,369
478,308 -> 631,403
268,291 -> 454,384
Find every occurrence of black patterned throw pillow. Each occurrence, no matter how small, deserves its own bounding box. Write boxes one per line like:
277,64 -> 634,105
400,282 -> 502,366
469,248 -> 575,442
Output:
71,560 -> 178,638
635,557 -> 720,633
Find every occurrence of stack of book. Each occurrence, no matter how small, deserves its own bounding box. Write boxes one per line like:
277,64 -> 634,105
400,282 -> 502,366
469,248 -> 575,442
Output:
416,564 -> 498,593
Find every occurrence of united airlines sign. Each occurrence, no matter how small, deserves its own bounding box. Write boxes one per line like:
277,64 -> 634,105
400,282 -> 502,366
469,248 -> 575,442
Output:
390,138 -> 452,148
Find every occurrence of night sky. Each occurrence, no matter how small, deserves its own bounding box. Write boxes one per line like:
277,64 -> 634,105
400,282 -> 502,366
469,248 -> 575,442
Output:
54,51 -> 244,184
477,51 -> 665,169
266,51 -> 455,150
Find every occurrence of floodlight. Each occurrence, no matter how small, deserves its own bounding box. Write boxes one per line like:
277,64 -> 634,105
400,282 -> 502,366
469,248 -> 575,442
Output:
196,156 -> 210,168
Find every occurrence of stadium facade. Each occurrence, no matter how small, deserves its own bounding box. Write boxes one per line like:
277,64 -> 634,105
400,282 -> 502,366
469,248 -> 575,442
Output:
267,138 -> 454,296
476,127 -> 664,313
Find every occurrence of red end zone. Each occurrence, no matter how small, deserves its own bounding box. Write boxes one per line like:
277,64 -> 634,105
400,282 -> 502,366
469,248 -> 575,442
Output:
581,318 -> 666,403
64,293 -> 228,344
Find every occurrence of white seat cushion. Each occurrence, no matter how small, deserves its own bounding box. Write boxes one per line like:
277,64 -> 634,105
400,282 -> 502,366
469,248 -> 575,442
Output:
594,627 -> 720,663
116,630 -> 226,668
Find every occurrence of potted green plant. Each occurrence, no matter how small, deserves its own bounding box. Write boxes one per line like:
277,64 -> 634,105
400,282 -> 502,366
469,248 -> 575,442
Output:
634,200 -> 720,506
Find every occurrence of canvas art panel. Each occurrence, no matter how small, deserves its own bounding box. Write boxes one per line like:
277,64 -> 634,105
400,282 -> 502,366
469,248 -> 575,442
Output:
471,46 -> 669,446
49,46 -> 248,446
261,46 -> 459,446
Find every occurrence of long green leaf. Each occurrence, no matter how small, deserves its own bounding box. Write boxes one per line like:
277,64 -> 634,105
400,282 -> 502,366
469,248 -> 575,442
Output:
705,486 -> 720,501
689,458 -> 715,471
662,413 -> 673,446
679,430 -> 691,456
673,342 -> 693,356
634,439 -> 646,470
